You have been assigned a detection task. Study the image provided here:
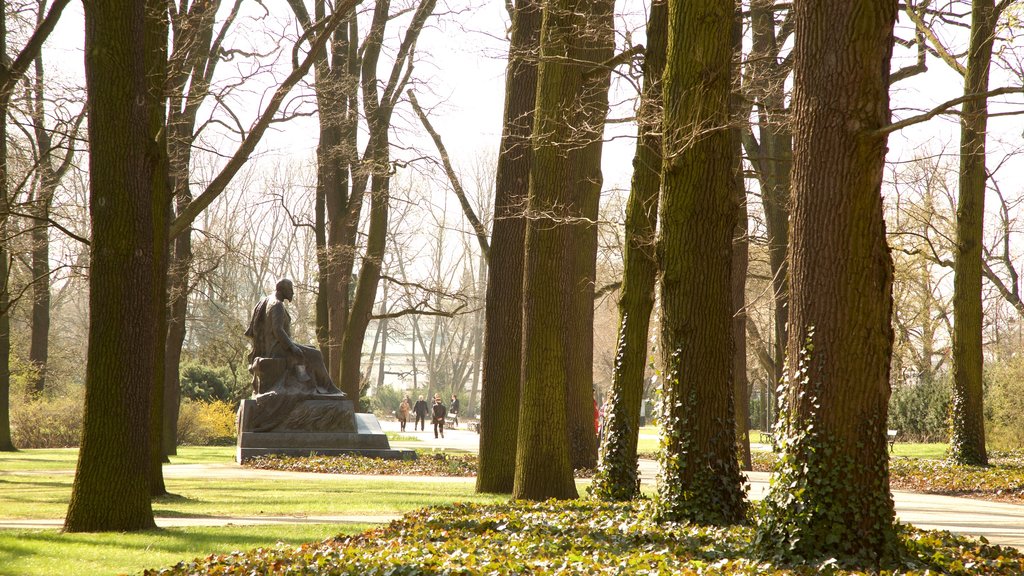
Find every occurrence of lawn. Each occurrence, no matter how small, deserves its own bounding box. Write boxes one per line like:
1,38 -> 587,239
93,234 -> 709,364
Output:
0,447 -> 510,575
0,524 -> 370,576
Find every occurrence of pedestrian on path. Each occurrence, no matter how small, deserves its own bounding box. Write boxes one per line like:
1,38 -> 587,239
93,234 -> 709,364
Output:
449,394 -> 460,427
432,394 -> 448,438
398,396 -> 411,432
413,395 -> 429,431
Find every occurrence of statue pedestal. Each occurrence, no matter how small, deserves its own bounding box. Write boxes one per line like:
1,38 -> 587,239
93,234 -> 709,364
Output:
236,398 -> 415,463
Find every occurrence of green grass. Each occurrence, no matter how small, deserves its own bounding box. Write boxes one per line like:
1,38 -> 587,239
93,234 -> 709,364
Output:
892,442 -> 948,459
0,446 -> 236,472
0,524 -> 370,576
169,446 -> 237,464
384,431 -> 420,442
0,472 -> 507,520
0,448 -> 78,471
0,447 -> 512,575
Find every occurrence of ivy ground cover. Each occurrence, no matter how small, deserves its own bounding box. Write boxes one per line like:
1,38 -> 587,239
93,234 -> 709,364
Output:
146,500 -> 1024,575
750,451 -> 1024,503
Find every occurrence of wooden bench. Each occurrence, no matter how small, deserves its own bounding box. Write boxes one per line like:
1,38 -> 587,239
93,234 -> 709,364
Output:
758,430 -> 773,444
887,429 -> 898,451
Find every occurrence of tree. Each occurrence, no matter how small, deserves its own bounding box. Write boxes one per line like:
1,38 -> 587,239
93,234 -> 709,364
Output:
162,0 -> 244,457
337,0 -> 438,405
949,0 -> 1006,467
730,4 -> 751,472
0,0 -> 71,452
561,0 -> 614,472
26,11 -> 82,394
64,0 -> 167,531
741,0 -> 794,408
285,0 -> 361,388
755,0 -> 899,563
161,1 -> 357,462
477,0 -> 540,494
652,0 -> 745,525
589,0 -> 666,502
514,0 -> 604,501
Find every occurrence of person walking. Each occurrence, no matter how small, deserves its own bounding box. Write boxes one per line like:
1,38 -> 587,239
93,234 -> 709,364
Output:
397,396 -> 411,432
413,395 -> 429,431
432,394 -> 448,439
449,394 -> 460,428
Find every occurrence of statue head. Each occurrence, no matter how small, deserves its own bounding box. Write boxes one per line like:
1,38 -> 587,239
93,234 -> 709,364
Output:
275,279 -> 295,302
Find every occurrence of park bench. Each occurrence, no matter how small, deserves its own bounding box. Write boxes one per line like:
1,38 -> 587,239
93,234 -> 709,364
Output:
887,429 -> 898,451
758,430 -> 773,444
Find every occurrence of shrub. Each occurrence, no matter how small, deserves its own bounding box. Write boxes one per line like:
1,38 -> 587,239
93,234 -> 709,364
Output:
10,389 -> 84,448
888,373 -> 950,442
177,400 -> 237,446
180,362 -> 246,404
985,358 -> 1024,451
366,384 -> 405,418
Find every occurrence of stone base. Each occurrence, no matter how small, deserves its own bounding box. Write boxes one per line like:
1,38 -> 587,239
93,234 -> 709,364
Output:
236,402 -> 415,463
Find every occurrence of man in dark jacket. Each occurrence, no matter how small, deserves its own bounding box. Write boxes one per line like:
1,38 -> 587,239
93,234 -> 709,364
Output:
431,394 -> 448,438
413,395 -> 429,431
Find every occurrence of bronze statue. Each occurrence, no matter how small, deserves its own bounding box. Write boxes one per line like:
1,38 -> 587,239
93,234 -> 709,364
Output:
245,279 -> 343,397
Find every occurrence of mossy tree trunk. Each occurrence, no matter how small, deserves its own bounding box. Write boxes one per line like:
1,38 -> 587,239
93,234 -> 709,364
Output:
755,0 -> 899,563
653,0 -> 745,526
949,0 -> 999,467
563,0 -> 614,472
477,0 -> 540,494
65,0 -> 168,531
589,0 -> 666,502
514,0 -> 603,501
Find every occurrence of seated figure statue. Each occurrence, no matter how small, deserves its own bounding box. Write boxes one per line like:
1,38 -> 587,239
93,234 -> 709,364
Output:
243,279 -> 351,433
245,278 -> 342,396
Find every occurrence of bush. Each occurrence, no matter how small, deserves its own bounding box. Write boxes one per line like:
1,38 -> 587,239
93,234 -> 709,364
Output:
10,389 -> 84,448
366,384 -> 405,419
180,362 -> 246,404
888,373 -> 950,442
177,400 -> 237,446
985,358 -> 1024,450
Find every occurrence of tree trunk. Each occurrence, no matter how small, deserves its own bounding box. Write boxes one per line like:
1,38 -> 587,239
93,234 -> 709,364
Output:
163,227 -> 188,457
730,4 -> 751,472
755,0 -> 899,563
477,0 -> 539,494
744,0 -> 792,414
589,0 -> 666,502
468,251 -> 485,417
513,0 -> 593,501
653,0 -> 745,526
949,0 -> 997,467
563,0 -> 613,472
162,0 -> 229,458
27,34 -> 62,395
65,0 -> 166,531
0,75 -> 12,451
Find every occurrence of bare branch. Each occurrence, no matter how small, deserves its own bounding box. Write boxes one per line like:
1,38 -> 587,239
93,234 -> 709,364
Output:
169,2 -> 360,238
407,90 -> 490,260
876,86 -> 1024,136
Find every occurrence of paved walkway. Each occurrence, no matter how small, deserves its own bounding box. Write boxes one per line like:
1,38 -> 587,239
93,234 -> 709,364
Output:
2,424 -> 1022,551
